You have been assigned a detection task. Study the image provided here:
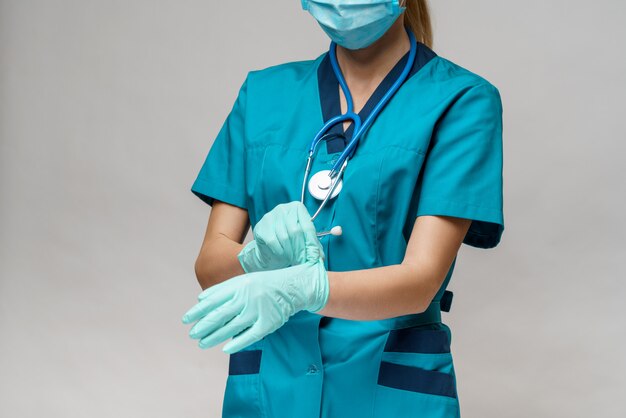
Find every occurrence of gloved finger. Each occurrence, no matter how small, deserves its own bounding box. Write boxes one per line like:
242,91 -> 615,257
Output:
274,204 -> 295,263
290,226 -> 307,265
196,269 -> 249,302
196,276 -> 235,301
295,202 -> 324,263
189,299 -> 243,340
287,202 -> 311,264
255,220 -> 285,267
183,285 -> 232,324
295,201 -> 314,232
222,321 -> 268,355
198,314 -> 254,349
295,201 -> 316,239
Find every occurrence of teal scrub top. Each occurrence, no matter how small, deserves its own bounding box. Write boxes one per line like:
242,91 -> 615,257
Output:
191,42 -> 504,418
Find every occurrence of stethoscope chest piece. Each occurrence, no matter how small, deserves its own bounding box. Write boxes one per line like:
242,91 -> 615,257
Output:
308,169 -> 343,201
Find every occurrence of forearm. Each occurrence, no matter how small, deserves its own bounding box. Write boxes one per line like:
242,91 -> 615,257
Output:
315,262 -> 444,321
194,233 -> 246,290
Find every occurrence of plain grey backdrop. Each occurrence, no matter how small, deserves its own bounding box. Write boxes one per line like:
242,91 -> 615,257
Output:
1,1 -> 624,417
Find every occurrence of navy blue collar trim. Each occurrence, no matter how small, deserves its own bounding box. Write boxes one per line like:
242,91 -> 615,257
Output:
317,41 -> 437,153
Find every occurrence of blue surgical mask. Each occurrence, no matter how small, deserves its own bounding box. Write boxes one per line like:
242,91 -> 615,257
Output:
301,0 -> 406,50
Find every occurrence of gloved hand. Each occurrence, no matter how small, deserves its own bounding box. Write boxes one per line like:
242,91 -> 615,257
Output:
181,258 -> 329,354
237,201 -> 324,273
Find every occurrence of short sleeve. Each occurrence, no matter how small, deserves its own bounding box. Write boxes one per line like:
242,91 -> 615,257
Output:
191,76 -> 249,209
415,82 -> 504,249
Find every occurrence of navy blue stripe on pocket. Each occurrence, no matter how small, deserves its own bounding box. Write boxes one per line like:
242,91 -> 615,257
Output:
384,328 -> 450,354
378,361 -> 457,398
228,350 -> 262,375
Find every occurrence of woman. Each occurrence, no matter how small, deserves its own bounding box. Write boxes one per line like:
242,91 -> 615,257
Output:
182,1 -> 504,417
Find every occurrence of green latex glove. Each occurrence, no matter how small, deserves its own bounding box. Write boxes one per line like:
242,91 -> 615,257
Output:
237,201 -> 324,273
181,258 -> 329,354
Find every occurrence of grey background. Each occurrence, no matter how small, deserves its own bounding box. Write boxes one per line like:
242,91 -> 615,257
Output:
1,1 -> 624,417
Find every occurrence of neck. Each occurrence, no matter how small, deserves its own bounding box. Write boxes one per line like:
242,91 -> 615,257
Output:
335,18 -> 410,85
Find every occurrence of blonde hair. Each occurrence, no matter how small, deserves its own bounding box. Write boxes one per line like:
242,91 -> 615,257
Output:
404,0 -> 433,48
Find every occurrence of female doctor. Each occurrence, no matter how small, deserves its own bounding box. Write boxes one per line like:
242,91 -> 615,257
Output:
182,1 -> 504,417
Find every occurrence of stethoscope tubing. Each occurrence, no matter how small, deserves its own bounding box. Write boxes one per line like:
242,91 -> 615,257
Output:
327,26 -> 417,177
302,26 -> 418,229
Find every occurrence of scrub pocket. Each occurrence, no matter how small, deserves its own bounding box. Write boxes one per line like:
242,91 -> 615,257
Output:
222,339 -> 266,418
373,325 -> 460,418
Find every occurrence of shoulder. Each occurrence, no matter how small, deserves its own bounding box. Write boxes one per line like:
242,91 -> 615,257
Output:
417,53 -> 503,116
244,54 -> 324,92
234,55 -> 325,140
430,51 -> 498,87
418,51 -> 501,102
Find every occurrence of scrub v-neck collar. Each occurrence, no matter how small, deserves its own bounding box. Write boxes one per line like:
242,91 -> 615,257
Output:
317,41 -> 437,154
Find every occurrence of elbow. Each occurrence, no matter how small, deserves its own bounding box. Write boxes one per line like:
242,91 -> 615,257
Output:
403,263 -> 446,315
419,273 -> 447,314
194,255 -> 215,291
412,295 -> 434,316
193,257 -> 203,286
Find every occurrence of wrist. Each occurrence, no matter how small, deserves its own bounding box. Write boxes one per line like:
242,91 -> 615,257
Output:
307,262 -> 330,313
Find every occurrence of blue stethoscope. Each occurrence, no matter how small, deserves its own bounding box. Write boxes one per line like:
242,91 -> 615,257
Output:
304,26 -> 418,238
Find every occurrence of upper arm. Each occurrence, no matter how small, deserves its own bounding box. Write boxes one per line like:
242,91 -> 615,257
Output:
191,74 -> 251,248
402,215 -> 471,295
403,84 -> 504,295
189,75 -> 251,285
194,200 -> 250,286
414,82 -> 504,249
400,82 -> 503,298
202,200 -> 250,248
